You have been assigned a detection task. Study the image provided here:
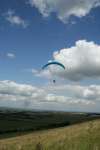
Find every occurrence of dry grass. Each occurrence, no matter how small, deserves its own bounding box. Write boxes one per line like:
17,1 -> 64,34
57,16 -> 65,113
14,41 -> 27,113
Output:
0,119 -> 100,150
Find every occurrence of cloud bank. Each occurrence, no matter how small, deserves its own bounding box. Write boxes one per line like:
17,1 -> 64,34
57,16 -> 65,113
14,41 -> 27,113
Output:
53,40 -> 100,81
0,80 -> 100,111
35,40 -> 100,81
28,0 -> 100,23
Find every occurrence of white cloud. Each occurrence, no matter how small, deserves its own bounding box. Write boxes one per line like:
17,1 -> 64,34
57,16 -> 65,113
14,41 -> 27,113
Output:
28,0 -> 100,23
44,84 -> 100,102
0,80 -> 99,111
32,68 -> 52,79
7,53 -> 15,59
5,10 -> 28,28
0,80 -> 38,97
36,40 -> 100,81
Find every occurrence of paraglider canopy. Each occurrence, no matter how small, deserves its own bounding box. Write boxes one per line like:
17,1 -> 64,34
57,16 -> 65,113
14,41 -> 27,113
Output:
42,61 -> 65,84
42,61 -> 65,70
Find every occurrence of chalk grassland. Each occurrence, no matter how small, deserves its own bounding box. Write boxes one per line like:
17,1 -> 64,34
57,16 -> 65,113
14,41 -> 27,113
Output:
0,119 -> 100,150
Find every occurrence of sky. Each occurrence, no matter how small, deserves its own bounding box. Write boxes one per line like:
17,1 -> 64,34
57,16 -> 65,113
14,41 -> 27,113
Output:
0,0 -> 100,112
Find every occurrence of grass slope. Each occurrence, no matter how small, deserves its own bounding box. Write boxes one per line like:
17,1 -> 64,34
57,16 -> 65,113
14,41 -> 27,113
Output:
0,119 -> 100,150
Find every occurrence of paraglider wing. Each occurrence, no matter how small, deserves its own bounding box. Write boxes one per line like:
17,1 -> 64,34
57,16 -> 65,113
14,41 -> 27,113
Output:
42,61 -> 65,70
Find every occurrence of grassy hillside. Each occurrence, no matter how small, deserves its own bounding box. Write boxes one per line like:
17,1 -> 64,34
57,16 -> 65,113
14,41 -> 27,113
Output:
0,119 -> 100,150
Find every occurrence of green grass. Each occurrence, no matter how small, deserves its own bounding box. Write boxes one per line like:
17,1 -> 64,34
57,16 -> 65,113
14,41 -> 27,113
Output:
0,119 -> 100,150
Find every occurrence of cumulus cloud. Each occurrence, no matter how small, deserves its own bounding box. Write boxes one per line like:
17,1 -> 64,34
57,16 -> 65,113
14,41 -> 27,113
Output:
7,53 -> 15,59
35,40 -> 100,81
28,0 -> 100,23
0,80 -> 99,111
44,84 -> 100,103
0,80 -> 45,108
32,68 -> 52,79
5,10 -> 29,28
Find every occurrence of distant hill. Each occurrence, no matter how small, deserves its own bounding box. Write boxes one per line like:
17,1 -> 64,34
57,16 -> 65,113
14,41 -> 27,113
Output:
0,119 -> 100,150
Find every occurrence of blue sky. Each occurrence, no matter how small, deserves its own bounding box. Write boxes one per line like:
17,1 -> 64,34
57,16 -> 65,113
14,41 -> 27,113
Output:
0,0 -> 100,112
